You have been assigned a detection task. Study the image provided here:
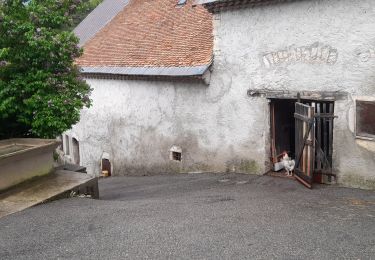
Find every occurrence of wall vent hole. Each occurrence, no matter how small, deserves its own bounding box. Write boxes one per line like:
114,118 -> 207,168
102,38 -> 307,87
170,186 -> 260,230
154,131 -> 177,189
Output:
172,152 -> 182,161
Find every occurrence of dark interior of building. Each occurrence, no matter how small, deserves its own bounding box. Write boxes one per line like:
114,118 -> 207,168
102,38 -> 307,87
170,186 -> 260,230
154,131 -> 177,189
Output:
271,99 -> 296,159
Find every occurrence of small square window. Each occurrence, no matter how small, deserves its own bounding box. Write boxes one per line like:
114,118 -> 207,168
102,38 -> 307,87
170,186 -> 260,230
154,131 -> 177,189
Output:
172,152 -> 182,161
170,145 -> 182,161
356,100 -> 375,140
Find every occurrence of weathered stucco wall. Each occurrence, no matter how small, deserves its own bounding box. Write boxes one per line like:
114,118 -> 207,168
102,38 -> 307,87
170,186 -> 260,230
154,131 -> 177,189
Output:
212,0 -> 375,189
65,76 -> 267,177
65,0 -> 375,189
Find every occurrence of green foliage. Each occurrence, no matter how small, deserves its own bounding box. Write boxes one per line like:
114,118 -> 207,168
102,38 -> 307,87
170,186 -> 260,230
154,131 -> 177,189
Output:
0,0 -> 92,139
71,0 -> 102,28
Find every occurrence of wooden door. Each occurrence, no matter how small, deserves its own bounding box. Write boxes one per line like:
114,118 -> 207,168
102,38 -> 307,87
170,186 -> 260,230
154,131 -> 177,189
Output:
314,102 -> 335,184
294,102 -> 315,188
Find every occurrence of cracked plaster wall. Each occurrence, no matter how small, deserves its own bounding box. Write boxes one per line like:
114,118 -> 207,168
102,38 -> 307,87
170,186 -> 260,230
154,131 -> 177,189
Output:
65,0 -> 375,189
65,76 -> 267,177
212,0 -> 375,189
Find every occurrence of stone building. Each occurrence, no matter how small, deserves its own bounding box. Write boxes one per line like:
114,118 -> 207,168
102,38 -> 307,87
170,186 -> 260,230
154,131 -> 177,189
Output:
62,0 -> 375,189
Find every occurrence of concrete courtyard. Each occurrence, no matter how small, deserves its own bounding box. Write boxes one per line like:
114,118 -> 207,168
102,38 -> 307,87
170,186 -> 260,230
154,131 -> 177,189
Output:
0,173 -> 374,259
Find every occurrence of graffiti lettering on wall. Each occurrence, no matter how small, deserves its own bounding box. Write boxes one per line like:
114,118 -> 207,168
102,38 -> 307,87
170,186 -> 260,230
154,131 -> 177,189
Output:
261,42 -> 338,68
356,47 -> 375,62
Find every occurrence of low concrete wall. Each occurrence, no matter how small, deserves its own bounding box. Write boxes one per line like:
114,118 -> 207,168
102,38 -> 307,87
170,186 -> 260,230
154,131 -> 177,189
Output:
0,139 -> 59,192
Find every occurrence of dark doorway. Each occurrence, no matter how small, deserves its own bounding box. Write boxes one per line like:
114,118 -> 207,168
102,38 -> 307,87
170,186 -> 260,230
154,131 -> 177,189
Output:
270,99 -> 296,162
101,159 -> 112,177
269,98 -> 336,187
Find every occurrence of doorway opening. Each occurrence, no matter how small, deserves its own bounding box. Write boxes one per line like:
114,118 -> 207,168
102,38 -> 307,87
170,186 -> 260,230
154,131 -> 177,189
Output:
101,159 -> 112,177
270,99 -> 296,162
269,98 -> 335,187
101,152 -> 112,177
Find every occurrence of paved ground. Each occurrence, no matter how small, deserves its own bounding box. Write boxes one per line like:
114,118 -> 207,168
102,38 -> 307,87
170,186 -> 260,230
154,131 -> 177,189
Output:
0,173 -> 374,259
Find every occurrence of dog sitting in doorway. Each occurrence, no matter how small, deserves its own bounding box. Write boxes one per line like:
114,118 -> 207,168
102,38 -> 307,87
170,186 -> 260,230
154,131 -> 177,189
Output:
282,151 -> 295,176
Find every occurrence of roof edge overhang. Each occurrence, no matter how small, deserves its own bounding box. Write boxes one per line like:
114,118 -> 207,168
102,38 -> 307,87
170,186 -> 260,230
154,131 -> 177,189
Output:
73,0 -> 130,46
194,0 -> 294,12
79,65 -> 211,77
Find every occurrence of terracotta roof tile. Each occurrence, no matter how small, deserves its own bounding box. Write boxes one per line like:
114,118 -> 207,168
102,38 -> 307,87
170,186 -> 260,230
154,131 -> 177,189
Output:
76,0 -> 213,68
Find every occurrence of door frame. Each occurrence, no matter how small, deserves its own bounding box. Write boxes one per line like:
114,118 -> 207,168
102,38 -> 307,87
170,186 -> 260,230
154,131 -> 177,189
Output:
268,98 -> 337,188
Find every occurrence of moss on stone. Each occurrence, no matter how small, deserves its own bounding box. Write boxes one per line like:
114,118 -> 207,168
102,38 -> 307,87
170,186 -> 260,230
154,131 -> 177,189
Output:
225,159 -> 260,174
238,159 -> 259,174
339,174 -> 375,190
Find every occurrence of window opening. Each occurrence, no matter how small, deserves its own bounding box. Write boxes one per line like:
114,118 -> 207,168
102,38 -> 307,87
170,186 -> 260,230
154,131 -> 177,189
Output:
58,135 -> 63,151
72,138 -> 80,165
172,151 -> 182,161
64,135 -> 70,155
170,145 -> 182,162
356,100 -> 375,139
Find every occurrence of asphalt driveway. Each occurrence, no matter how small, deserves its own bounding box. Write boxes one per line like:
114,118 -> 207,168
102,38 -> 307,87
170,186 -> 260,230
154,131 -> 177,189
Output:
0,173 -> 374,259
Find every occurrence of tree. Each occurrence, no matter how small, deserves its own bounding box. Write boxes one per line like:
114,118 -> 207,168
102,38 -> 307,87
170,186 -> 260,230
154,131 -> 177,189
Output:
71,0 -> 102,28
0,0 -> 92,139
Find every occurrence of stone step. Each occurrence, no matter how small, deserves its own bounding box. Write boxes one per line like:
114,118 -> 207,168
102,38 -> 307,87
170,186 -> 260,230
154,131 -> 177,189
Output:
0,170 -> 98,219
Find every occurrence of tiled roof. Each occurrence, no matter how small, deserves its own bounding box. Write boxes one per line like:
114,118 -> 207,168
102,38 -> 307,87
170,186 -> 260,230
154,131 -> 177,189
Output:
76,0 -> 213,71
74,0 -> 130,46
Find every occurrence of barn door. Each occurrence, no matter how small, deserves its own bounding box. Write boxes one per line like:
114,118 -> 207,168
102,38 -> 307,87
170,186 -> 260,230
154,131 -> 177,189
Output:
294,102 -> 315,188
314,102 -> 336,184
